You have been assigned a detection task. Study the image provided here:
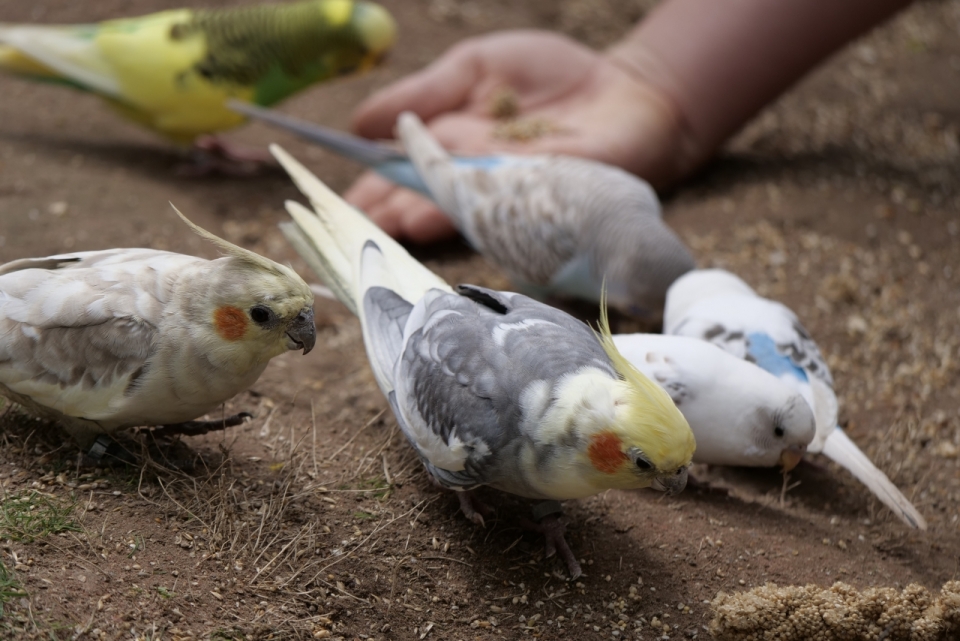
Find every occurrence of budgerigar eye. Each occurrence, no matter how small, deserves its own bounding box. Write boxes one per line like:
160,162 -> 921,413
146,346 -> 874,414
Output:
250,305 -> 272,325
774,426 -> 786,438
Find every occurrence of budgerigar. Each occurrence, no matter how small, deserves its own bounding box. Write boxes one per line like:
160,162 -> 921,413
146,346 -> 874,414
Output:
613,333 -> 815,470
664,269 -> 926,529
0,210 -> 316,455
271,144 -> 695,578
231,102 -> 696,319
0,0 -> 396,168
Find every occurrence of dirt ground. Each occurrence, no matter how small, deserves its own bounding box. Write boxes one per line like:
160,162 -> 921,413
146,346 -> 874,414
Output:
0,0 -> 958,639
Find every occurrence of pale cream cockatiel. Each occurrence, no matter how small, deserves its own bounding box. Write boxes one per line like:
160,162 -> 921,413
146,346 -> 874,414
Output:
0,210 -> 316,455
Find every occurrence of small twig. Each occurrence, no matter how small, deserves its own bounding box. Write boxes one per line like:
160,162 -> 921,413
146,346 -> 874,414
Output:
421,556 -> 473,567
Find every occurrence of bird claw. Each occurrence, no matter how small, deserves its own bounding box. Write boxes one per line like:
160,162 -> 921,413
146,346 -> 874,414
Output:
522,501 -> 582,580
456,490 -> 494,527
176,136 -> 274,177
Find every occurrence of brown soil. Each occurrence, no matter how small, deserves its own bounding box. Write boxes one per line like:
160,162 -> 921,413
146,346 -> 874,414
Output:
0,1 -> 958,640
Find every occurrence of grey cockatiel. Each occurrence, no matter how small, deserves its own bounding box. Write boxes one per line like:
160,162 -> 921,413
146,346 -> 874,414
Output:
230,103 -> 696,319
0,210 -> 316,451
270,144 -> 695,578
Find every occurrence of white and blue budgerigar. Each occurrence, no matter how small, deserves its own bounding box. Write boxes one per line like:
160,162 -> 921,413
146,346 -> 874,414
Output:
230,101 -> 696,320
664,269 -> 926,530
612,333 -> 816,471
269,144 -> 696,579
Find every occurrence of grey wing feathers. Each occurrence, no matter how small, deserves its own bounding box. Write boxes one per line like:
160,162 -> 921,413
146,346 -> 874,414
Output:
396,286 -> 613,487
0,249 -> 189,417
386,391 -> 482,490
4,318 -> 156,393
361,285 -> 413,393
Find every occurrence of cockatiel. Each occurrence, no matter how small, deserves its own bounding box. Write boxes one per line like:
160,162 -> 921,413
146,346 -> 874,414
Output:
664,269 -> 926,530
0,210 -> 316,454
613,333 -> 815,470
230,102 -> 696,319
0,0 -> 396,168
270,144 -> 695,578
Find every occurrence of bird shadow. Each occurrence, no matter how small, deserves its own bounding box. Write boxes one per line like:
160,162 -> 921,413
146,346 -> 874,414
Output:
0,131 -> 292,185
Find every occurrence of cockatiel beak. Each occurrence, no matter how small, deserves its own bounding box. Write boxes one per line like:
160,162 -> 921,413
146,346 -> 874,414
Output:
286,306 -> 317,354
651,467 -> 689,496
778,444 -> 806,472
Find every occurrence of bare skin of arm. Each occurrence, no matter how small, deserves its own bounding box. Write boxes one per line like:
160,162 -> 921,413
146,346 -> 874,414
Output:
346,0 -> 912,243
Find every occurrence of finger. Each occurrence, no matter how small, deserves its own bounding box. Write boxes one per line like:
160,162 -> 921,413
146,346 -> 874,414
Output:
352,39 -> 485,139
343,171 -> 397,210
403,205 -> 458,245
386,189 -> 458,244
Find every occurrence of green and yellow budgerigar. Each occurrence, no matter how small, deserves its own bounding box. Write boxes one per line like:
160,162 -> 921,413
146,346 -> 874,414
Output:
0,0 -> 396,162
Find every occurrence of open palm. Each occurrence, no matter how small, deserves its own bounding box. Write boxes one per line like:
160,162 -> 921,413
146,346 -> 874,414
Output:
345,31 -> 686,243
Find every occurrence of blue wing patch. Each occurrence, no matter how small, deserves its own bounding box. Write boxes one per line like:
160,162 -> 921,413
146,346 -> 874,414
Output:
745,332 -> 808,382
378,156 -> 510,198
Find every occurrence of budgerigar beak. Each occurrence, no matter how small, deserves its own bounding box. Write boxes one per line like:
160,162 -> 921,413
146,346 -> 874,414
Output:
651,467 -> 689,496
286,307 -> 317,354
778,444 -> 806,472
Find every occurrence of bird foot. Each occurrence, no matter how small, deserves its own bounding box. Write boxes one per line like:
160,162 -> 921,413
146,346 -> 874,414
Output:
176,136 -> 275,177
521,501 -> 582,580
455,489 -> 495,527
80,434 -> 138,467
143,412 -> 253,438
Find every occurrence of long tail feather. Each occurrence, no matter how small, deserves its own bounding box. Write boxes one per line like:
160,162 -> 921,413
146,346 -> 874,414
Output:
270,144 -> 451,308
228,100 -> 401,165
395,111 -> 463,219
228,100 -> 431,195
0,25 -> 121,96
278,216 -> 356,315
821,428 -> 927,530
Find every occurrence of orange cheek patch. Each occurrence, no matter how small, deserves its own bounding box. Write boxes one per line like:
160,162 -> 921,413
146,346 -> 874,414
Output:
214,306 -> 248,341
588,431 -> 628,474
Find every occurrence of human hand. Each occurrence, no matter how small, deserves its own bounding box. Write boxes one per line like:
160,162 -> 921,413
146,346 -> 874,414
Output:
345,30 -> 692,243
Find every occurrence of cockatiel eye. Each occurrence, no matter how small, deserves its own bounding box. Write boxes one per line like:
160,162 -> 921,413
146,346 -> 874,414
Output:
635,456 -> 653,471
249,305 -> 274,325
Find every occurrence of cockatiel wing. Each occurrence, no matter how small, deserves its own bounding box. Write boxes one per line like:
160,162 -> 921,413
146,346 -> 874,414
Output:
0,249 -> 197,421
369,281 -> 617,492
0,1 -> 397,141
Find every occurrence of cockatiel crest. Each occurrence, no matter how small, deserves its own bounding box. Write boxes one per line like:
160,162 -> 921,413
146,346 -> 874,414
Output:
584,294 -> 696,489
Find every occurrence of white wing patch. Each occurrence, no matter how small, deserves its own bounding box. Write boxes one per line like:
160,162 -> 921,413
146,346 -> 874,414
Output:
398,403 -> 470,471
492,318 -> 558,347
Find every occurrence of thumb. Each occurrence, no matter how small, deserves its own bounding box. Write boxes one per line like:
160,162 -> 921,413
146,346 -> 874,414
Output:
351,39 -> 484,140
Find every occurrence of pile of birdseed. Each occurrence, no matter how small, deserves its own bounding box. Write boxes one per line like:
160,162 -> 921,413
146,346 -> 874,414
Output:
709,581 -> 960,641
